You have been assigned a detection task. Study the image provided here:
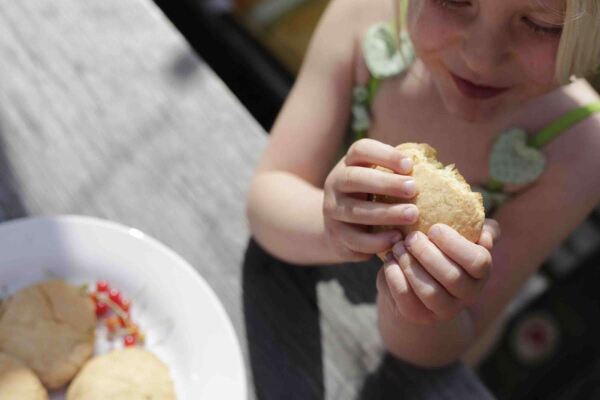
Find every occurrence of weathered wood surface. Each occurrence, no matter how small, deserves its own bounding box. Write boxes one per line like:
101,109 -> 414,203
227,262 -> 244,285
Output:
0,0 -> 494,398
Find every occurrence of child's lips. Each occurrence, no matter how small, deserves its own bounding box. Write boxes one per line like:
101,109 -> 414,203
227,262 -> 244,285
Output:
451,73 -> 509,100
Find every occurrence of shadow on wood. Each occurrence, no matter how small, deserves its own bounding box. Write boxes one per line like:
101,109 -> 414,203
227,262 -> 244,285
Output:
0,116 -> 28,222
243,239 -> 325,400
242,238 -> 382,399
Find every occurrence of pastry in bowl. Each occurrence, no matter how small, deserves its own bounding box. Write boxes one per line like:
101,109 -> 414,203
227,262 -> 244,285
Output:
0,280 -> 96,389
0,352 -> 48,400
67,347 -> 176,400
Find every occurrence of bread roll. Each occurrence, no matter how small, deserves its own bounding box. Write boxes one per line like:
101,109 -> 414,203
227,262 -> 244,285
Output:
66,348 -> 176,400
0,352 -> 48,400
372,143 -> 485,259
0,280 -> 96,390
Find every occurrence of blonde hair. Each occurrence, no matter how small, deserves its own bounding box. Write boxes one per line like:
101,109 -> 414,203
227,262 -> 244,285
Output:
556,0 -> 600,83
395,0 -> 600,84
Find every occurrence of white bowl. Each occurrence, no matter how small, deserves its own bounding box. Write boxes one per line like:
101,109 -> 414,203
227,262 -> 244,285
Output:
0,215 -> 246,399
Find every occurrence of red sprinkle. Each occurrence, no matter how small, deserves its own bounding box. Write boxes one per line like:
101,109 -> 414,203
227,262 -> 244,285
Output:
96,280 -> 109,293
120,298 -> 131,313
108,289 -> 122,306
90,282 -> 143,347
123,334 -> 137,347
95,301 -> 108,316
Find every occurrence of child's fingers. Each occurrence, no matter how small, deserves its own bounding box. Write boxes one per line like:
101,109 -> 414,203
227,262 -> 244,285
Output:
478,219 -> 501,250
427,224 -> 492,280
345,138 -> 413,174
326,196 -> 418,226
394,242 -> 462,321
379,257 -> 436,324
333,166 -> 417,199
478,230 -> 493,251
398,231 -> 479,304
329,219 -> 401,256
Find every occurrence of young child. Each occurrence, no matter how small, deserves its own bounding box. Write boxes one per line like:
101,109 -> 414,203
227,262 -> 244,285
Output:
246,0 -> 600,368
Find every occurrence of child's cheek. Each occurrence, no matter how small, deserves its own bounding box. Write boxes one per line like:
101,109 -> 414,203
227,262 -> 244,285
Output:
518,41 -> 559,86
408,4 -> 463,54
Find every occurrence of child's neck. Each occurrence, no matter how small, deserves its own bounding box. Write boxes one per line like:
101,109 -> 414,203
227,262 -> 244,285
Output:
500,78 -> 599,136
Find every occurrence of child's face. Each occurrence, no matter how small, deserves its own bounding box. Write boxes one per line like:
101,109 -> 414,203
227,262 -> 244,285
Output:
407,0 -> 564,122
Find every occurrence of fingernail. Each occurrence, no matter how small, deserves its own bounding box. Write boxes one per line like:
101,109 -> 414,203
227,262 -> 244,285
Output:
393,242 -> 407,258
403,180 -> 416,197
428,224 -> 442,240
399,158 -> 413,174
482,231 -> 493,247
391,232 -> 403,243
405,232 -> 418,247
403,206 -> 418,222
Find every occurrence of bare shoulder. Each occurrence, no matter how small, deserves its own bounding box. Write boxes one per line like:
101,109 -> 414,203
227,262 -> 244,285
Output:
483,84 -> 600,279
326,0 -> 392,31
545,104 -> 600,204
519,78 -> 600,204
257,0 -> 394,185
292,0 -> 397,82
470,108 -> 600,334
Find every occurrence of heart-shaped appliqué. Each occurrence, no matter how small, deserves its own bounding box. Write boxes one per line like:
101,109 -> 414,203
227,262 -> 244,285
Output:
362,23 -> 414,79
489,128 -> 546,185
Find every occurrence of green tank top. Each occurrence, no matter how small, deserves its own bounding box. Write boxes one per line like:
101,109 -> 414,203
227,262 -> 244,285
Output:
350,22 -> 600,214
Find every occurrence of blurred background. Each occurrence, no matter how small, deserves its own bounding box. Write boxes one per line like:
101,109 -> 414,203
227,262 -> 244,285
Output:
152,0 -> 600,398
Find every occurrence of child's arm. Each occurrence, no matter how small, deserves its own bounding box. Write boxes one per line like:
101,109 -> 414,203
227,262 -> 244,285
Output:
247,0 -> 416,264
469,125 -> 600,339
246,0 -> 353,264
377,117 -> 600,367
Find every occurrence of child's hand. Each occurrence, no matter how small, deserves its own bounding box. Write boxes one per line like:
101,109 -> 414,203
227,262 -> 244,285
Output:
377,219 -> 501,324
322,139 -> 419,262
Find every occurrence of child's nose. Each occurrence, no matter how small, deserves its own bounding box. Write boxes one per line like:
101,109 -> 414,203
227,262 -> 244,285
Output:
459,20 -> 512,78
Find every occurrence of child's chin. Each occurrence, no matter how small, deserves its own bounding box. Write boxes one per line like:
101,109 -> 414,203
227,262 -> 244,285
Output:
436,81 -> 507,123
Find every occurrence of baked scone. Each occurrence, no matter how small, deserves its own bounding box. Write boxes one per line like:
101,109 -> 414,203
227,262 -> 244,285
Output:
0,280 -> 96,390
372,143 -> 485,256
0,352 -> 48,400
66,348 -> 176,400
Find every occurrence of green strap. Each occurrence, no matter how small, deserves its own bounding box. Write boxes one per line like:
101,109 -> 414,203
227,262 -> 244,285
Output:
528,101 -> 600,148
352,18 -> 412,143
487,179 -> 504,192
354,130 -> 366,141
367,77 -> 382,106
352,76 -> 382,142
